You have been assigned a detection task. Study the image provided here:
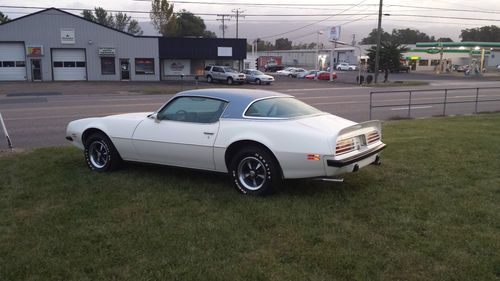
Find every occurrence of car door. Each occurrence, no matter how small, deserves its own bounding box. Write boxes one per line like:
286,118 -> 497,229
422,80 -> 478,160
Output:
132,96 -> 227,170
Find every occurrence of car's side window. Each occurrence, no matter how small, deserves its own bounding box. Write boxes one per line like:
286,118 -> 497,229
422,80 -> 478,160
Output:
157,97 -> 227,123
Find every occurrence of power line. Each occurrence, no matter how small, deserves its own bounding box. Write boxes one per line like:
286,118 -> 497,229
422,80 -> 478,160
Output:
257,0 -> 371,40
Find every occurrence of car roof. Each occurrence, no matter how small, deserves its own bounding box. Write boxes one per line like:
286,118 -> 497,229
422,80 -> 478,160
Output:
174,89 -> 293,119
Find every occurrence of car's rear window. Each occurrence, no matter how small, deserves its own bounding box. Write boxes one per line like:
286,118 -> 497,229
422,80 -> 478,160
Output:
245,97 -> 321,118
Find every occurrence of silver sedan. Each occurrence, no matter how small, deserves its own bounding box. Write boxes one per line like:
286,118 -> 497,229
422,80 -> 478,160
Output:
242,69 -> 275,85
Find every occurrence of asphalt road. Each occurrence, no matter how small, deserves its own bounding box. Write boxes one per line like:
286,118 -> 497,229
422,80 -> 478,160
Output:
1,78 -> 500,149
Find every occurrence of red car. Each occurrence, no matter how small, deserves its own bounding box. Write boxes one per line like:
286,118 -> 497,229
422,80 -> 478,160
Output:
305,71 -> 337,80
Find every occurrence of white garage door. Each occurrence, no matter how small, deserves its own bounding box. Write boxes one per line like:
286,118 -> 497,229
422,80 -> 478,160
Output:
0,43 -> 27,81
52,49 -> 86,81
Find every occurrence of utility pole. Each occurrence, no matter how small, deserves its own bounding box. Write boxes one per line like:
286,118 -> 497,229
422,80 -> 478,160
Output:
374,0 -> 383,83
231,9 -> 245,38
216,14 -> 230,38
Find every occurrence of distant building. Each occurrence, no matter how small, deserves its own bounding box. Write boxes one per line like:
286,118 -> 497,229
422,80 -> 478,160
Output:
250,48 -> 357,70
0,8 -> 246,81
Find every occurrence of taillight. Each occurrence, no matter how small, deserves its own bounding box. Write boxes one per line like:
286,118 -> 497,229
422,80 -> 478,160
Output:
366,131 -> 380,144
335,138 -> 355,155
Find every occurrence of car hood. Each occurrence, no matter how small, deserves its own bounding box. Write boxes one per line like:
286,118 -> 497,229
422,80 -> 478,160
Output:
295,113 -> 357,134
103,112 -> 152,120
256,74 -> 274,79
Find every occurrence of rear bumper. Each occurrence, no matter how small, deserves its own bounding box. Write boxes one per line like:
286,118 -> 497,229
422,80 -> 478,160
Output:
327,143 -> 387,167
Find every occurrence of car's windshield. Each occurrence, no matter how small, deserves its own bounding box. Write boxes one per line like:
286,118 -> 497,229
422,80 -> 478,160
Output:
245,97 -> 321,118
224,67 -> 237,73
252,70 -> 265,75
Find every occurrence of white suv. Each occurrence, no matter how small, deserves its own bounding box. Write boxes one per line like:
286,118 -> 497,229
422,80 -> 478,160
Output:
204,66 -> 246,85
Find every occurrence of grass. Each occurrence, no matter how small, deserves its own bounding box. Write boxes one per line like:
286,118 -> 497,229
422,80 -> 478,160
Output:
1,114 -> 500,281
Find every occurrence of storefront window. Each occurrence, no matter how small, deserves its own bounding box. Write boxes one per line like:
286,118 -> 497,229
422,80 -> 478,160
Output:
431,60 -> 440,66
135,58 -> 155,75
101,57 -> 115,75
419,60 -> 429,66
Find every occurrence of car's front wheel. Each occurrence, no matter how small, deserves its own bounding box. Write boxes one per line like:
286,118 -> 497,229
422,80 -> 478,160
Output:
256,78 -> 262,85
207,75 -> 213,83
227,77 -> 234,85
229,146 -> 282,195
84,132 -> 122,172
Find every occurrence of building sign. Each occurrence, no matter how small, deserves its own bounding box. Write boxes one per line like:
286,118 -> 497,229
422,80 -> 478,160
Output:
328,26 -> 341,42
217,47 -> 232,57
426,48 -> 440,54
99,47 -> 116,57
61,28 -> 75,44
163,59 -> 190,75
170,62 -> 185,71
406,56 -> 421,60
26,45 -> 43,57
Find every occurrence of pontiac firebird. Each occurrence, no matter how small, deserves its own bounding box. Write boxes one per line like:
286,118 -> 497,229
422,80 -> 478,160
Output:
66,89 -> 386,195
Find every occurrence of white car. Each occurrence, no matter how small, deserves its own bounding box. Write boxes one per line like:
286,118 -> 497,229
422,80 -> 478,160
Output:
241,69 -> 275,85
336,63 -> 358,71
66,89 -> 386,195
276,67 -> 307,77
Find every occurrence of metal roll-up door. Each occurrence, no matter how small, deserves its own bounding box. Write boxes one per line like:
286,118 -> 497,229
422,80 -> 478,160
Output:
0,43 -> 27,81
52,49 -> 86,81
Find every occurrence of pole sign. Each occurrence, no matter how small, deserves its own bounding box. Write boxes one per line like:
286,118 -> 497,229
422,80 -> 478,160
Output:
328,26 -> 341,42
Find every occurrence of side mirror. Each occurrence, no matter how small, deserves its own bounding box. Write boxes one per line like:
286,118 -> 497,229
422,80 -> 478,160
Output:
148,113 -> 161,123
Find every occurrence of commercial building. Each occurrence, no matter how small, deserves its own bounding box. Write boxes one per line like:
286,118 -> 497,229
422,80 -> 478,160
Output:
252,48 -> 357,70
0,8 -> 246,81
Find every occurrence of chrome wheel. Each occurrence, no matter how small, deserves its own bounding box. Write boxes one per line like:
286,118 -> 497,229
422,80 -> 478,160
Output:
88,140 -> 109,169
237,156 -> 267,191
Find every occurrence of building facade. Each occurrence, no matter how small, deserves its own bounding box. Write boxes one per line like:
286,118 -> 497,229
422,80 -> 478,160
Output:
0,8 -> 246,82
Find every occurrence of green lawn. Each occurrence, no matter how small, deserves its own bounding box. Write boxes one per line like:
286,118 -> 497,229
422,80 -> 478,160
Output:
1,114 -> 500,281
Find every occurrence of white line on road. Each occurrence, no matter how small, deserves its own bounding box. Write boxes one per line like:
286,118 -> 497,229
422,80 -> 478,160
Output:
390,106 -> 433,111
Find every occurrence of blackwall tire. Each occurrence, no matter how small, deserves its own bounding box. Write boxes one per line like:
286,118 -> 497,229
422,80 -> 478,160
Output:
84,132 -> 122,172
229,146 -> 282,195
256,79 -> 262,85
207,76 -> 213,83
227,77 -> 234,85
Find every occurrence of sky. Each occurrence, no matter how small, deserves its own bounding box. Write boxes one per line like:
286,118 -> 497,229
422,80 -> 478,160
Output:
2,0 -> 500,44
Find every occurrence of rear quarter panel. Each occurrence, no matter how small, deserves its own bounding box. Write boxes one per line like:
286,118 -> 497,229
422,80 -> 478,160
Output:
215,118 -> 332,178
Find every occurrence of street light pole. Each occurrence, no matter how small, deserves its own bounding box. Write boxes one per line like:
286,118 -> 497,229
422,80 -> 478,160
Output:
374,0 -> 383,83
315,30 -> 324,70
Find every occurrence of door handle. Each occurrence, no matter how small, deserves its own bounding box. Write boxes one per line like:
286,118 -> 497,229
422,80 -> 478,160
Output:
203,132 -> 214,135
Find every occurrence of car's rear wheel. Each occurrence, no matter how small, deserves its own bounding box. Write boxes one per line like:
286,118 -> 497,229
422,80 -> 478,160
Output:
227,77 -> 233,85
84,132 -> 122,172
229,146 -> 281,195
288,74 -> 293,78
256,78 -> 262,85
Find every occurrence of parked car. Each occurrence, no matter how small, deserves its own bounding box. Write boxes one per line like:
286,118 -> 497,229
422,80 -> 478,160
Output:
66,89 -> 386,195
307,71 -> 337,80
204,65 -> 246,85
276,67 -> 307,77
264,64 -> 285,72
298,70 -> 318,79
241,69 -> 275,85
336,63 -> 357,71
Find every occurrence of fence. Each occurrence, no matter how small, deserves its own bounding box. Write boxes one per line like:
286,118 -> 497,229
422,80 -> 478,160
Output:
369,87 -> 500,119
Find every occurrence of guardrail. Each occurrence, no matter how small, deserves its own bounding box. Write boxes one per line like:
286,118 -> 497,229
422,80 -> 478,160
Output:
369,87 -> 500,119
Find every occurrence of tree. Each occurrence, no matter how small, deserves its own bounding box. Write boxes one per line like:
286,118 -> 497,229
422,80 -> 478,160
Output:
81,8 -> 143,35
437,37 -> 453,42
174,10 -> 215,38
0,11 -> 9,23
391,28 -> 435,44
366,42 -> 408,82
360,28 -> 391,44
275,38 -> 292,50
150,0 -> 178,37
460,25 -> 500,42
